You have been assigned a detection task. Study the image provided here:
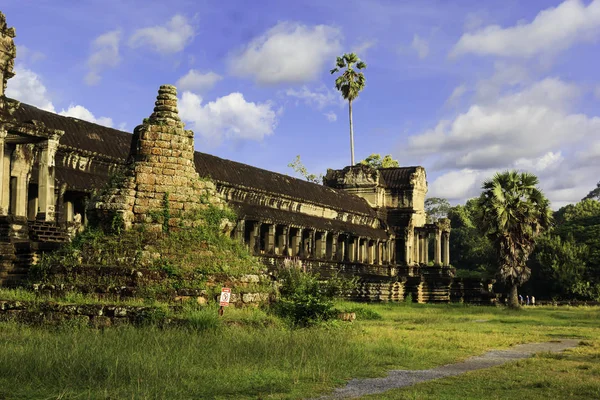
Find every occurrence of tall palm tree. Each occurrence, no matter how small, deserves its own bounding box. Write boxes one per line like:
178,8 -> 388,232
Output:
330,53 -> 366,166
478,171 -> 552,308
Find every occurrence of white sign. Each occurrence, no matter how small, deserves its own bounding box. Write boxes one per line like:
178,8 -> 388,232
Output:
219,287 -> 231,306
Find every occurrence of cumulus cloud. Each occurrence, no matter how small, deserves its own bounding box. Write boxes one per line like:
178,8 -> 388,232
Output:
411,34 -> 429,59
324,111 -> 337,122
452,0 -> 600,58
179,91 -> 278,144
129,15 -> 194,54
86,29 -> 121,86
5,66 -> 115,128
6,66 -> 55,112
406,77 -> 600,207
176,69 -> 222,93
284,85 -> 343,110
59,104 -> 114,127
228,22 -> 342,85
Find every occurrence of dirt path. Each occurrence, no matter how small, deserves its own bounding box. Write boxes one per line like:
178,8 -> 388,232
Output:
315,339 -> 580,399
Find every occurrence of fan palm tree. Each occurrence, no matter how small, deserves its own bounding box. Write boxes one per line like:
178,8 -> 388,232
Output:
330,53 -> 367,166
478,171 -> 552,308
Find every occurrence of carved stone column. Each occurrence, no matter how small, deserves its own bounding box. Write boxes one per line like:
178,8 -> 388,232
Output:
330,233 -> 338,260
248,222 -> 260,254
413,232 -> 420,265
443,232 -> 450,266
434,230 -> 442,266
235,219 -> 245,243
293,228 -> 303,257
265,223 -> 275,254
37,133 -> 61,221
423,233 -> 429,265
318,231 -> 327,259
0,127 -> 6,216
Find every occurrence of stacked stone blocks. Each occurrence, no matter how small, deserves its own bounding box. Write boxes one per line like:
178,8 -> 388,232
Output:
93,85 -> 223,229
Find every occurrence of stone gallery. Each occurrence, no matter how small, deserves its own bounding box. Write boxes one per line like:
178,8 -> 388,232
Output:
0,12 -> 491,303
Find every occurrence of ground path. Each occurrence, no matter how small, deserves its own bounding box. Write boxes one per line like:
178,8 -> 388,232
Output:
314,339 -> 580,399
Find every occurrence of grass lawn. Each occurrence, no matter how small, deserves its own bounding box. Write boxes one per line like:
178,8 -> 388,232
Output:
0,303 -> 598,399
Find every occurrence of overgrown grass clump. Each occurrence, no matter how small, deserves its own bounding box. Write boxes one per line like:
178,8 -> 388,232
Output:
34,205 -> 260,277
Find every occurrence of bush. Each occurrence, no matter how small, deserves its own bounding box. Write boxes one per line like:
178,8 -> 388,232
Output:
273,259 -> 337,327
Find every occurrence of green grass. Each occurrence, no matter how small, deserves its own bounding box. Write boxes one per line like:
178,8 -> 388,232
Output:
0,303 -> 598,399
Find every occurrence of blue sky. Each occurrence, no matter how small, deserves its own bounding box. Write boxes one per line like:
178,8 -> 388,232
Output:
3,0 -> 600,208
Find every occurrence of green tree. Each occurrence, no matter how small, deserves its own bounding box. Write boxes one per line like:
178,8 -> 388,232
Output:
583,181 -> 600,201
447,199 -> 495,276
331,53 -> 367,166
528,234 -> 589,300
425,197 -> 451,223
478,171 -> 552,308
287,155 -> 323,184
360,154 -> 399,168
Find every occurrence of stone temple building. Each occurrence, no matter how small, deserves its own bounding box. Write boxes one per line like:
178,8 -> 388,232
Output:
0,12 -> 486,303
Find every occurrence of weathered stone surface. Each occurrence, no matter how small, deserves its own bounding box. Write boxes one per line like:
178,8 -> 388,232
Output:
91,85 -> 224,229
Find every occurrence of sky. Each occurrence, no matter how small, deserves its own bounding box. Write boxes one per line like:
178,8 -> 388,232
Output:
3,0 -> 600,209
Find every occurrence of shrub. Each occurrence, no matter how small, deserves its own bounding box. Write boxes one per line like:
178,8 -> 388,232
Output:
273,259 -> 337,327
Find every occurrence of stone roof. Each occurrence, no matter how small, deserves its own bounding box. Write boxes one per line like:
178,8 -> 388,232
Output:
7,100 -> 378,218
378,167 -> 421,189
231,202 -> 388,239
194,153 -> 377,216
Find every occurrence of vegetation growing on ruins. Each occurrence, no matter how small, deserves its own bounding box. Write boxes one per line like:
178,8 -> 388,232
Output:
0,303 -> 597,399
360,153 -> 400,169
331,52 -> 367,166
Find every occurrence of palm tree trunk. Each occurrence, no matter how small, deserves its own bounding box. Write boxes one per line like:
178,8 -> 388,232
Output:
349,99 -> 355,166
508,283 -> 519,308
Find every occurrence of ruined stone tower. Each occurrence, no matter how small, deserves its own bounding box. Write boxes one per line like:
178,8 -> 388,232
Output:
92,85 -> 222,230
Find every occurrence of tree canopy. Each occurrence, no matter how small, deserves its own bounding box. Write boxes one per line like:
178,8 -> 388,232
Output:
287,155 -> 323,184
477,170 -> 552,307
425,197 -> 451,223
360,154 -> 399,169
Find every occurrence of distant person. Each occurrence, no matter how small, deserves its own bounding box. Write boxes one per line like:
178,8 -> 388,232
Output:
531,296 -> 536,306
526,295 -> 530,306
519,294 -> 523,305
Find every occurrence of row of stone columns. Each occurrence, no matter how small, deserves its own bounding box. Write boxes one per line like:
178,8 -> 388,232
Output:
235,220 -> 395,265
412,229 -> 451,266
0,127 -> 62,221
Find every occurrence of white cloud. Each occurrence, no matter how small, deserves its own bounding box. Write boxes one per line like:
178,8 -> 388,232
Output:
284,85 -> 343,110
129,15 -> 194,54
228,22 -> 342,85
464,12 -> 486,32
452,0 -> 600,58
86,29 -> 121,86
411,34 -> 429,59
406,77 -> 600,207
16,45 -> 45,64
6,66 -> 55,112
324,111 -> 337,122
428,169 -> 484,201
59,104 -> 114,127
351,40 -> 377,56
6,66 -> 115,128
179,91 -> 278,144
446,84 -> 467,105
176,69 -> 222,93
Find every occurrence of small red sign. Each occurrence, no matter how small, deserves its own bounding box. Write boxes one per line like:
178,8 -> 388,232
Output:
219,287 -> 231,307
